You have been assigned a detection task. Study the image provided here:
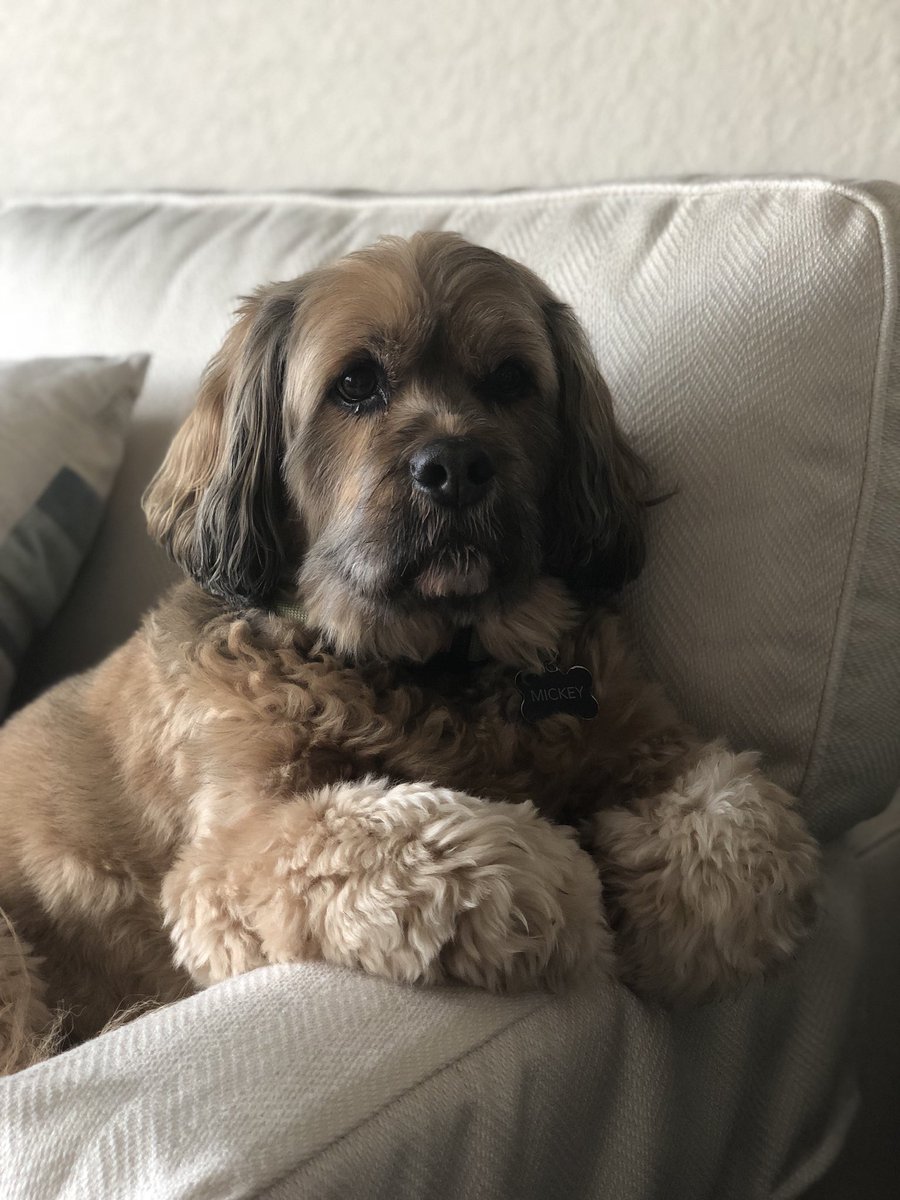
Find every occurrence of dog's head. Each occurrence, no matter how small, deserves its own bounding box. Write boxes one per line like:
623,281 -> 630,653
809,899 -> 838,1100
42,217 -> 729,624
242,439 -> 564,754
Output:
144,233 -> 649,660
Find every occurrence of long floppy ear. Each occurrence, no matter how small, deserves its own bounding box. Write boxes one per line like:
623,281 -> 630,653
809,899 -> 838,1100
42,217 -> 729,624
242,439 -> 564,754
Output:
543,299 -> 650,594
143,284 -> 297,607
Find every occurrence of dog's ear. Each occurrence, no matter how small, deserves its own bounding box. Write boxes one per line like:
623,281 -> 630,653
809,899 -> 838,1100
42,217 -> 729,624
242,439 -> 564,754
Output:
143,284 -> 297,607
542,299 -> 650,594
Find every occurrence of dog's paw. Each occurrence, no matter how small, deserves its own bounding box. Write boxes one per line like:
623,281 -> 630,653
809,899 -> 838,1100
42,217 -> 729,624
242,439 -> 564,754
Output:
169,778 -> 612,993
299,779 -> 613,992
592,747 -> 820,1004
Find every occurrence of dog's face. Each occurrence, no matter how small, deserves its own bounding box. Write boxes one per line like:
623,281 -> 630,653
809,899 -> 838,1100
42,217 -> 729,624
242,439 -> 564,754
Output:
145,233 -> 648,657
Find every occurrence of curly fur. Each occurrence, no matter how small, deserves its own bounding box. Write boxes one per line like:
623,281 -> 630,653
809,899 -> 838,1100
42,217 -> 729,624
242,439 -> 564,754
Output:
594,746 -> 820,1004
164,778 -> 610,992
0,233 -> 819,1075
0,909 -> 58,1074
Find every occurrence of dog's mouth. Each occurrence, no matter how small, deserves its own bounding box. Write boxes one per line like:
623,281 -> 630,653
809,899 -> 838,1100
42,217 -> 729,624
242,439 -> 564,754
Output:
414,547 -> 492,600
313,488 -> 541,613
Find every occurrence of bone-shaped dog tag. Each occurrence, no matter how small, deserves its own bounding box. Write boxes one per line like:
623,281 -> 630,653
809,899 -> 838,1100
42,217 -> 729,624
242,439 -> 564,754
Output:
515,666 -> 599,723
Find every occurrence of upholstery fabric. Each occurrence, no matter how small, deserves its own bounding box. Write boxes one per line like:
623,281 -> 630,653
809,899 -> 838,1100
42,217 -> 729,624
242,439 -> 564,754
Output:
0,180 -> 897,838
0,846 -> 864,1200
0,356 -> 147,712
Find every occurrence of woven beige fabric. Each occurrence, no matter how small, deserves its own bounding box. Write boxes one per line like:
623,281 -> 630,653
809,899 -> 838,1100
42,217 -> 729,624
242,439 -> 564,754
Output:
0,847 -> 863,1200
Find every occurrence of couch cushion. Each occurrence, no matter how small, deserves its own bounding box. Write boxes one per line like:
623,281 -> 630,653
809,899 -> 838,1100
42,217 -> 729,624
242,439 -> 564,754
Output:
0,846 -> 864,1200
0,180 -> 897,839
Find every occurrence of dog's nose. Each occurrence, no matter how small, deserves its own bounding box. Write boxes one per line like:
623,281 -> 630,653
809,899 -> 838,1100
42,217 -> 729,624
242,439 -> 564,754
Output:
410,438 -> 495,507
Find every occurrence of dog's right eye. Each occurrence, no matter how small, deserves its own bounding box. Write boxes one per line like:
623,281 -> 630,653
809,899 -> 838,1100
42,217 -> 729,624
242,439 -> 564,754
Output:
334,361 -> 387,413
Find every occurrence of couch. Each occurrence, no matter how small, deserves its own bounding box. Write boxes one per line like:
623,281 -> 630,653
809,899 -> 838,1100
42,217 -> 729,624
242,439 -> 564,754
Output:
0,177 -> 897,1199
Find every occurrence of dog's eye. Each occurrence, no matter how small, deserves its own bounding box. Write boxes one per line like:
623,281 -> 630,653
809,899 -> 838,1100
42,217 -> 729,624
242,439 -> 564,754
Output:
480,358 -> 534,402
334,361 -> 387,412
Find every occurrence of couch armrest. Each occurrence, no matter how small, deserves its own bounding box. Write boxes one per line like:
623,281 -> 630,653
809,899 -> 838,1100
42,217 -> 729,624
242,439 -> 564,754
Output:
0,846 -> 864,1200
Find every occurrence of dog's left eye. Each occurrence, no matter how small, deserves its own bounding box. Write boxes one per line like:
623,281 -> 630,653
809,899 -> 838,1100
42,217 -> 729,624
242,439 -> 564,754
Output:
479,358 -> 534,402
334,361 -> 387,412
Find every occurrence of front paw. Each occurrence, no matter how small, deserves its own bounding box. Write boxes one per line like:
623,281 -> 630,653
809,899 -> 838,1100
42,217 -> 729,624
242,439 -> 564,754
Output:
167,779 -> 613,993
300,780 -> 612,992
593,748 -> 819,1004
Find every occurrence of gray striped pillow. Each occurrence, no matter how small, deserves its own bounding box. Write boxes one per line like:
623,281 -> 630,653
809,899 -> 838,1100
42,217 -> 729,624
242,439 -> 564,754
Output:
0,355 -> 148,712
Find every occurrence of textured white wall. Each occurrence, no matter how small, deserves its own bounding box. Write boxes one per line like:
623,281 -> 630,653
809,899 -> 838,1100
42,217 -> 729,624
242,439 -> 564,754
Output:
2,0 -> 899,193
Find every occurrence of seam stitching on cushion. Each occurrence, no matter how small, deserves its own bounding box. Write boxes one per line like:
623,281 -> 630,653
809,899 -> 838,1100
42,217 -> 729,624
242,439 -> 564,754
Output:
852,822 -> 900,859
771,1078 -> 860,1200
796,185 -> 898,812
0,177 -> 854,214
254,990 -> 561,1195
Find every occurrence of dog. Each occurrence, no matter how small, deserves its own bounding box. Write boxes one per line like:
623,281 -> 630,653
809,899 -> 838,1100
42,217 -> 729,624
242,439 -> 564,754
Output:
0,233 -> 819,1074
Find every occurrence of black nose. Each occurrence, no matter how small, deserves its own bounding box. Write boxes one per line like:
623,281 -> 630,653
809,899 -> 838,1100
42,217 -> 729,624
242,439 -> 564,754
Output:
410,437 -> 495,508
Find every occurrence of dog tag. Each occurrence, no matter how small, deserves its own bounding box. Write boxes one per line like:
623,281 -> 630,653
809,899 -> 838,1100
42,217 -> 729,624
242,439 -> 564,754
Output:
515,666 -> 599,722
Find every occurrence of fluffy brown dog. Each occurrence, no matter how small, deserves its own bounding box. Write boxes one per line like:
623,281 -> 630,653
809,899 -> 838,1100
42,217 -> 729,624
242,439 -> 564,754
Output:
0,233 -> 818,1074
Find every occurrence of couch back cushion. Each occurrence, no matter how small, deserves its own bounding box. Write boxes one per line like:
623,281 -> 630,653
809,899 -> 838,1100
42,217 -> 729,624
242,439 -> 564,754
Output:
0,180 -> 897,840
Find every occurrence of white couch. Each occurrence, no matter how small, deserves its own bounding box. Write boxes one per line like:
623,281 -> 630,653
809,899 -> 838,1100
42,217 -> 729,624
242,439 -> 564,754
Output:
0,178 -> 898,1199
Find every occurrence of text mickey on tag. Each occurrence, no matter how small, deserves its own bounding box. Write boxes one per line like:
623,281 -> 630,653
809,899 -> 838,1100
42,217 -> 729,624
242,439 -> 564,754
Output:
515,666 -> 599,723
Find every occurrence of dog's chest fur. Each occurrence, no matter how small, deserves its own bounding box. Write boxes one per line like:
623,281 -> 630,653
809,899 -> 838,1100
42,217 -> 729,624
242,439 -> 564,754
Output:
159,588 -> 691,830
294,655 -> 595,824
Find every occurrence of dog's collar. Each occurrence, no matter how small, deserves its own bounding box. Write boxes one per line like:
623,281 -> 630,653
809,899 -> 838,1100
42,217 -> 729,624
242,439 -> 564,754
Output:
270,600 -> 599,719
274,601 -> 310,625
272,601 -> 489,673
415,625 -> 490,675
